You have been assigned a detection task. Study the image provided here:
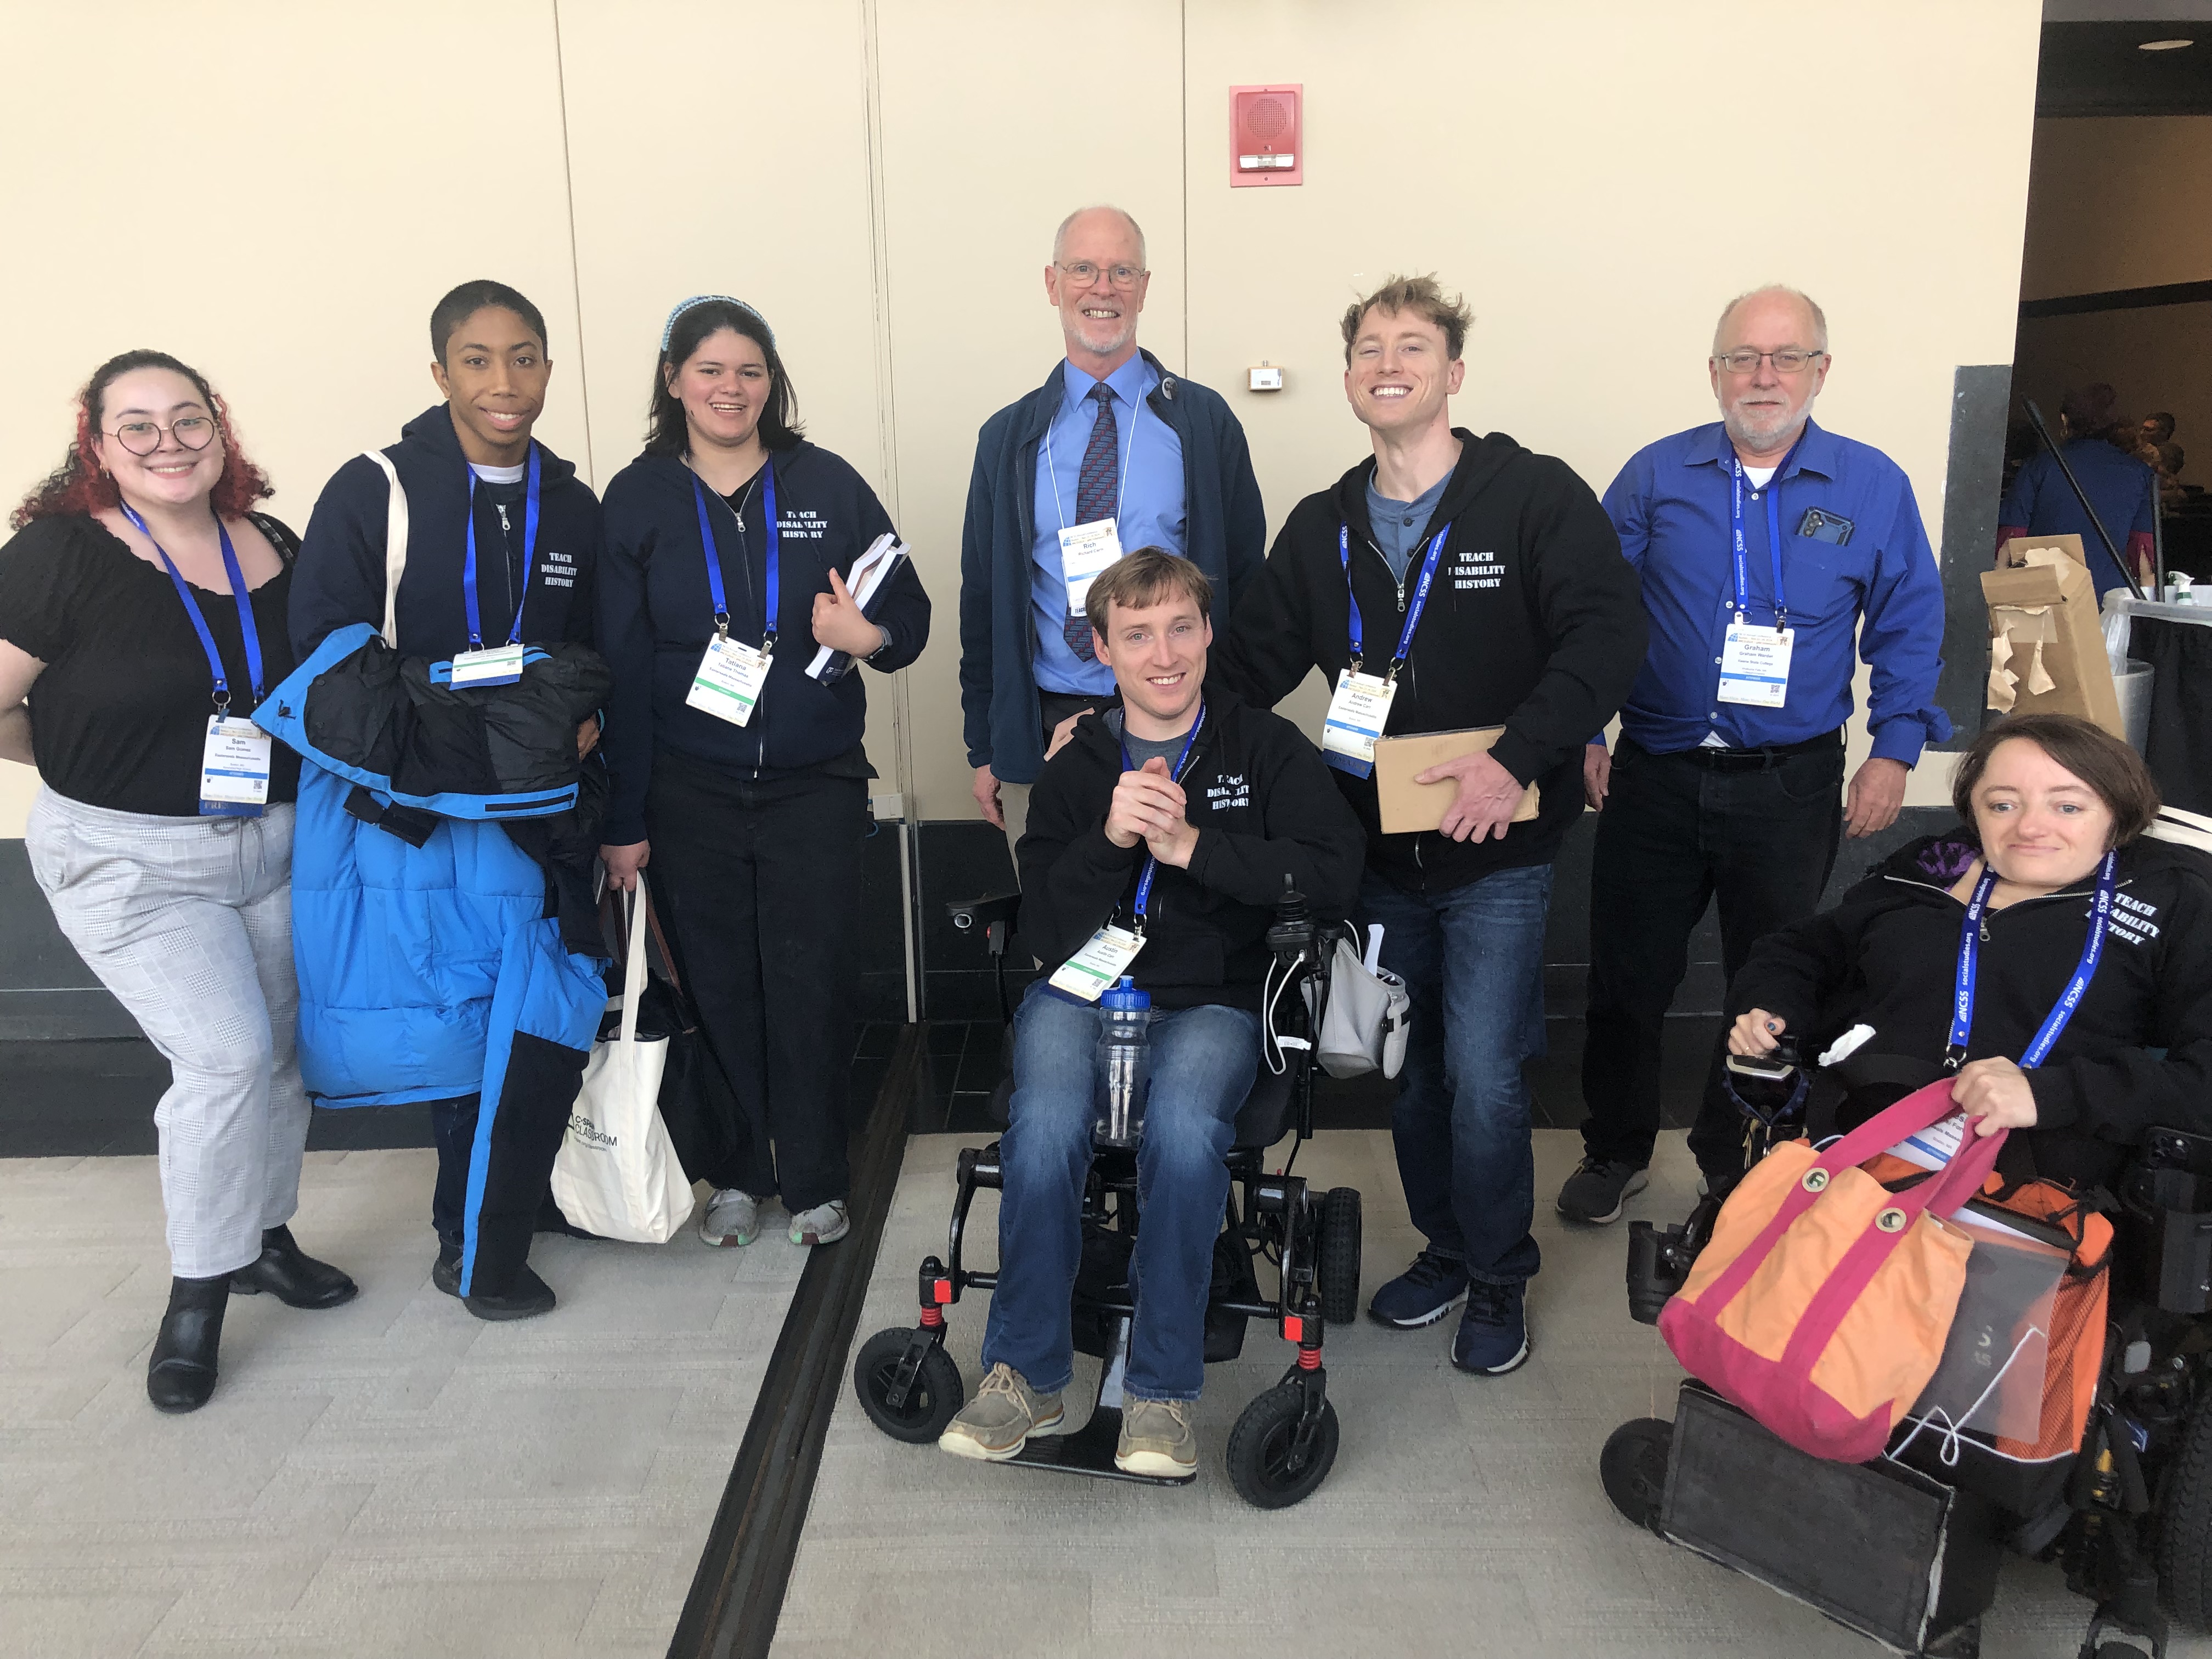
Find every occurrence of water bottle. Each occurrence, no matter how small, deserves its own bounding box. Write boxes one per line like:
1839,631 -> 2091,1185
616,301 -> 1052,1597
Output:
1094,976 -> 1152,1148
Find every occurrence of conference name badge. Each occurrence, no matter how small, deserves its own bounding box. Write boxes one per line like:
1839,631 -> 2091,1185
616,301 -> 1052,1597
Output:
200,715 -> 272,818
1321,668 -> 1396,777
449,643 -> 526,688
1718,622 -> 1795,708
1058,519 -> 1125,614
1048,925 -> 1144,1002
687,635 -> 772,726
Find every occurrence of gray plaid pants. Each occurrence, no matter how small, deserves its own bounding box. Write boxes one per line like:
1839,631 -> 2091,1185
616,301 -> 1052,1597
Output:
26,791 -> 308,1278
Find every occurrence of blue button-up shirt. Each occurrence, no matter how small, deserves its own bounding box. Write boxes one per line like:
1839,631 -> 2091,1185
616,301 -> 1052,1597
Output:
1030,354 -> 1187,694
1603,419 -> 1950,765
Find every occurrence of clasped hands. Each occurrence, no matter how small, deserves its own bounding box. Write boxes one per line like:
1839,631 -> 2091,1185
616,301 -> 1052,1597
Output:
1105,755 -> 1199,867
1730,1009 -> 2039,1136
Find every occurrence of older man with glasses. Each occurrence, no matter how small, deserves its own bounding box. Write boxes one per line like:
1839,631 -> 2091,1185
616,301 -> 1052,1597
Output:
960,204 -> 1265,855
1558,284 -> 1950,1225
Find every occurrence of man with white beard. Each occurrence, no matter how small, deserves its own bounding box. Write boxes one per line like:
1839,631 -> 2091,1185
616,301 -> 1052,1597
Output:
1558,285 -> 1950,1226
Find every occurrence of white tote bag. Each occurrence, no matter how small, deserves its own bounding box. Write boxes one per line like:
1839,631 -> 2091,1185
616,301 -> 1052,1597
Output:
551,885 -> 696,1243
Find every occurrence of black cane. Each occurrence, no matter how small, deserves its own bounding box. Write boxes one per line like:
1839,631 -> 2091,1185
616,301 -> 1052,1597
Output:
2023,400 -> 2147,601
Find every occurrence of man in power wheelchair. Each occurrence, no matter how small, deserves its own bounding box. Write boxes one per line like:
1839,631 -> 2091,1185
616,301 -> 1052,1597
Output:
850,550 -> 1367,1504
1601,713 -> 2212,1657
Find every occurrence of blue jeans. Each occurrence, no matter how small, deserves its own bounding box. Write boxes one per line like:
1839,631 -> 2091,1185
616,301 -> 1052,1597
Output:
982,984 -> 1260,1402
1358,862 -> 1553,1286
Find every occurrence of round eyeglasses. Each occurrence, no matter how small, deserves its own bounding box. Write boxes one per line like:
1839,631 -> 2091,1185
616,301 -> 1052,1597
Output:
106,416 -> 217,456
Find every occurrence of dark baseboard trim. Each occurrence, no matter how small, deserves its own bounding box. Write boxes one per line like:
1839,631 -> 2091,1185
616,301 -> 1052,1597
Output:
665,1022 -> 926,1659
2019,280 -> 2212,319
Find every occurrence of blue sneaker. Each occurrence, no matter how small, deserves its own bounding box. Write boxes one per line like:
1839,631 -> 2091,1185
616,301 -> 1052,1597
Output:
1452,1280 -> 1530,1375
1368,1250 -> 1470,1328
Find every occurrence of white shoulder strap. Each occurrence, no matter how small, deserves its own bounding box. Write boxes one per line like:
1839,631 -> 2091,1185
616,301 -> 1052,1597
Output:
363,448 -> 408,650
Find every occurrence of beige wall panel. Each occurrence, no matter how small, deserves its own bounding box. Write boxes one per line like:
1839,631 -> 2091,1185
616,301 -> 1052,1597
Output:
0,0 -> 585,836
2021,115 -> 2212,301
1182,0 -> 2041,806
553,1 -> 908,794
872,0 -> 1188,819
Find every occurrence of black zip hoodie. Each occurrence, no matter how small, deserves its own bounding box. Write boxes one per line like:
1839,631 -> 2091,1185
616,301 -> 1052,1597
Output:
1017,691 -> 1365,1011
1212,428 -> 1645,895
595,443 -> 930,846
1731,831 -> 2212,1187
290,404 -> 600,659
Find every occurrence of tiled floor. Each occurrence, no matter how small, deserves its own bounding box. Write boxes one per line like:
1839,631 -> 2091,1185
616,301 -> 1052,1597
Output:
772,1127 -> 2212,1659
0,1150 -> 805,1659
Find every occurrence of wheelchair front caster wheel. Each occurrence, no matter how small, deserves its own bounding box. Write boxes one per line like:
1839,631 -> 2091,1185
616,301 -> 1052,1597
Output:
1599,1417 -> 1673,1534
1318,1186 -> 1363,1326
1226,1381 -> 1340,1509
853,1328 -> 963,1443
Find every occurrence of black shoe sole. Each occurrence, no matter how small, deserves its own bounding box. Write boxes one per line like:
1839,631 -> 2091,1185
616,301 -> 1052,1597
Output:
462,1292 -> 555,1322
227,1274 -> 359,1310
1451,1335 -> 1532,1377
147,1363 -> 217,1413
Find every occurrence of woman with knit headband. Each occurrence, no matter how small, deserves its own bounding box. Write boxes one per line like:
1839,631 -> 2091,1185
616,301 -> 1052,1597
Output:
597,295 -> 931,1248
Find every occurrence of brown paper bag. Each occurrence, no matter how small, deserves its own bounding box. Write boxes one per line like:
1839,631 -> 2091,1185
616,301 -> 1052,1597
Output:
1373,726 -> 1541,834
1980,546 -> 2123,737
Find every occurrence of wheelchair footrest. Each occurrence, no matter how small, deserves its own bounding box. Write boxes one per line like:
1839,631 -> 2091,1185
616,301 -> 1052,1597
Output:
1006,1408 -> 1195,1487
1661,1381 -> 2001,1655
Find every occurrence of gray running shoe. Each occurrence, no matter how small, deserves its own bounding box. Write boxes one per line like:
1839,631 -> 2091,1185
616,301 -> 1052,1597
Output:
699,1189 -> 761,1247
788,1198 -> 849,1245
1556,1158 -> 1650,1224
1115,1396 -> 1198,1476
938,1363 -> 1065,1461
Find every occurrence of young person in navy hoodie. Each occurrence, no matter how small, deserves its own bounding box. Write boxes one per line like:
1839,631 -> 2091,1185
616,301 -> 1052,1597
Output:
291,280 -> 603,1319
597,297 -> 929,1252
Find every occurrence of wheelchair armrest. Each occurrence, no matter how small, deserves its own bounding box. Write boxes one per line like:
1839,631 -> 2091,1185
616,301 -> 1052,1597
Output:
2143,1126 -> 2212,1177
945,890 -> 1022,956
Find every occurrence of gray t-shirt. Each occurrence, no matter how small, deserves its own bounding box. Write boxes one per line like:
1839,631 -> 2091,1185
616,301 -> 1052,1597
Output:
1365,471 -> 1451,583
1106,708 -> 1192,772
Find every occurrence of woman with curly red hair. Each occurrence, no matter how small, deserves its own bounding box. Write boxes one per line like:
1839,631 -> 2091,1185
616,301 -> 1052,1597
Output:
0,350 -> 356,1414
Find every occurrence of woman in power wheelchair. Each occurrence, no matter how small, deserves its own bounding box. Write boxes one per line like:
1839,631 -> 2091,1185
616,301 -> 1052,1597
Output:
1602,713 -> 2212,1658
849,881 -> 1367,1509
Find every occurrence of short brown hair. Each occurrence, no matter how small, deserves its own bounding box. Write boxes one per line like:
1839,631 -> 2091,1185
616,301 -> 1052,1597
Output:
1341,275 -> 1473,365
1084,546 -> 1212,636
1951,713 -> 2160,848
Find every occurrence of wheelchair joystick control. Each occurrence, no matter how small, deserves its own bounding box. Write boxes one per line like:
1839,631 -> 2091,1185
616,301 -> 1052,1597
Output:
1096,976 -> 1152,1149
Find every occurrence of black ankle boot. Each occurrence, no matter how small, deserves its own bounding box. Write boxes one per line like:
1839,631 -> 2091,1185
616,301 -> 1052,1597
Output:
229,1225 -> 358,1310
148,1275 -> 228,1413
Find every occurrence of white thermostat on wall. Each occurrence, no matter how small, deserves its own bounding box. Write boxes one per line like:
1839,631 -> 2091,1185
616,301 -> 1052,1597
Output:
1248,363 -> 1284,392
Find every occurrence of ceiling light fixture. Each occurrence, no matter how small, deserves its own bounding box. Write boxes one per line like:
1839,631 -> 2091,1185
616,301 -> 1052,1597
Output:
2137,38 -> 2196,51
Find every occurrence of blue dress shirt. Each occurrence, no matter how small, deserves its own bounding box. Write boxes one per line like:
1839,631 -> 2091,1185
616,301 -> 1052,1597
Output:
1030,354 -> 1187,694
1602,419 -> 1950,765
1999,439 -> 2155,598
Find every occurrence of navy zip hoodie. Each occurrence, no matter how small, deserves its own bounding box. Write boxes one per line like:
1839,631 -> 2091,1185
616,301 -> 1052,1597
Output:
959,349 -> 1265,785
290,404 -> 600,659
595,443 -> 931,846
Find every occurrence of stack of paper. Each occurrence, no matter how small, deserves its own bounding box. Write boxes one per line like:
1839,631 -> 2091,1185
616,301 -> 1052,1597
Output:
808,533 -> 907,682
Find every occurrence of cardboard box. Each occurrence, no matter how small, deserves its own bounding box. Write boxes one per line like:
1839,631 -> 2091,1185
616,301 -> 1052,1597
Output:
1373,726 -> 1541,834
1996,532 -> 2087,572
1980,544 -> 2124,738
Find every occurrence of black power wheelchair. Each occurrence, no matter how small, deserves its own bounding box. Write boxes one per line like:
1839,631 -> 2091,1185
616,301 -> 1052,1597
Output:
1600,1037 -> 2212,1658
850,882 -> 1367,1508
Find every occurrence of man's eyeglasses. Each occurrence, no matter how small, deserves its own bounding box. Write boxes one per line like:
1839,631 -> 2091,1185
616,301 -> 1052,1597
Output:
1056,261 -> 1146,290
1714,349 -> 1827,376
107,416 -> 217,456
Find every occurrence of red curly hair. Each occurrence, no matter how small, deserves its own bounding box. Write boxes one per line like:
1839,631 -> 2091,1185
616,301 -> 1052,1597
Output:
12,350 -> 273,531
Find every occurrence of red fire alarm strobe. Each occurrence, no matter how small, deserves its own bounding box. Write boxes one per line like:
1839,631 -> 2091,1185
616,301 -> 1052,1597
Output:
1230,84 -> 1302,187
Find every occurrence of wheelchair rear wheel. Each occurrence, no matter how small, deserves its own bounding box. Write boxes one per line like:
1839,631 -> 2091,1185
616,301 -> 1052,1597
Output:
853,1328 -> 964,1444
1226,1381 -> 1340,1508
1599,1417 -> 1673,1534
1318,1187 -> 1363,1326
2157,1379 -> 2212,1629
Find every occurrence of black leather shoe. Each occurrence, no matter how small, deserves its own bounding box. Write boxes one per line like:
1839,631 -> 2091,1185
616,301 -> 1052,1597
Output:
432,1247 -> 461,1298
148,1276 -> 228,1413
462,1264 -> 556,1322
228,1225 -> 358,1309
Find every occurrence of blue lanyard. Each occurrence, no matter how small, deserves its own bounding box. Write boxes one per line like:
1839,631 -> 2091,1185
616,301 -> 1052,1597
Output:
690,463 -> 779,645
1945,849 -> 2118,1070
1729,430 -> 1805,630
462,447 -> 541,650
1338,522 -> 1450,680
1119,702 -> 1206,932
121,504 -> 263,712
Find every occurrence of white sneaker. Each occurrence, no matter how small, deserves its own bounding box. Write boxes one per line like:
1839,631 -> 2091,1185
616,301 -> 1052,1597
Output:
699,1189 -> 760,1247
788,1199 -> 849,1245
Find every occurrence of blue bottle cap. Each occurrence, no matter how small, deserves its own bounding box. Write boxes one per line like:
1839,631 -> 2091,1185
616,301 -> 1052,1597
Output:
1101,975 -> 1150,1012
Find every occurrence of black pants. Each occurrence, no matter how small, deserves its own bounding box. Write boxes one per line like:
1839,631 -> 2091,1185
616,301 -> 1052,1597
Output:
646,760 -> 864,1211
1578,734 -> 1844,1176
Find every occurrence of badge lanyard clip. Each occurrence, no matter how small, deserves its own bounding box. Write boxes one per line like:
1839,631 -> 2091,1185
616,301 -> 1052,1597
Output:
1339,521 -> 1451,683
462,447 -> 542,651
1944,850 -> 2119,1073
1121,702 -> 1207,936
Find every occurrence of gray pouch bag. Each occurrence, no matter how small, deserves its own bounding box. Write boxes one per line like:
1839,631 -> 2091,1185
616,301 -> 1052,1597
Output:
1318,931 -> 1410,1080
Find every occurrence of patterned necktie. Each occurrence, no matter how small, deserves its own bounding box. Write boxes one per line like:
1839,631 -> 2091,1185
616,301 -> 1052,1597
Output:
1064,383 -> 1119,662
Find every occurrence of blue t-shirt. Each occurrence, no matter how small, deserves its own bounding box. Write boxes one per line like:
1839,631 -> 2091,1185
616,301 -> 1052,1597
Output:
1364,471 -> 1451,584
2000,439 -> 2155,597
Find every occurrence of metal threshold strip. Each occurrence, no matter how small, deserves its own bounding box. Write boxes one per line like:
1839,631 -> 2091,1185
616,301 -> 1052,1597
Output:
665,1023 -> 927,1659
